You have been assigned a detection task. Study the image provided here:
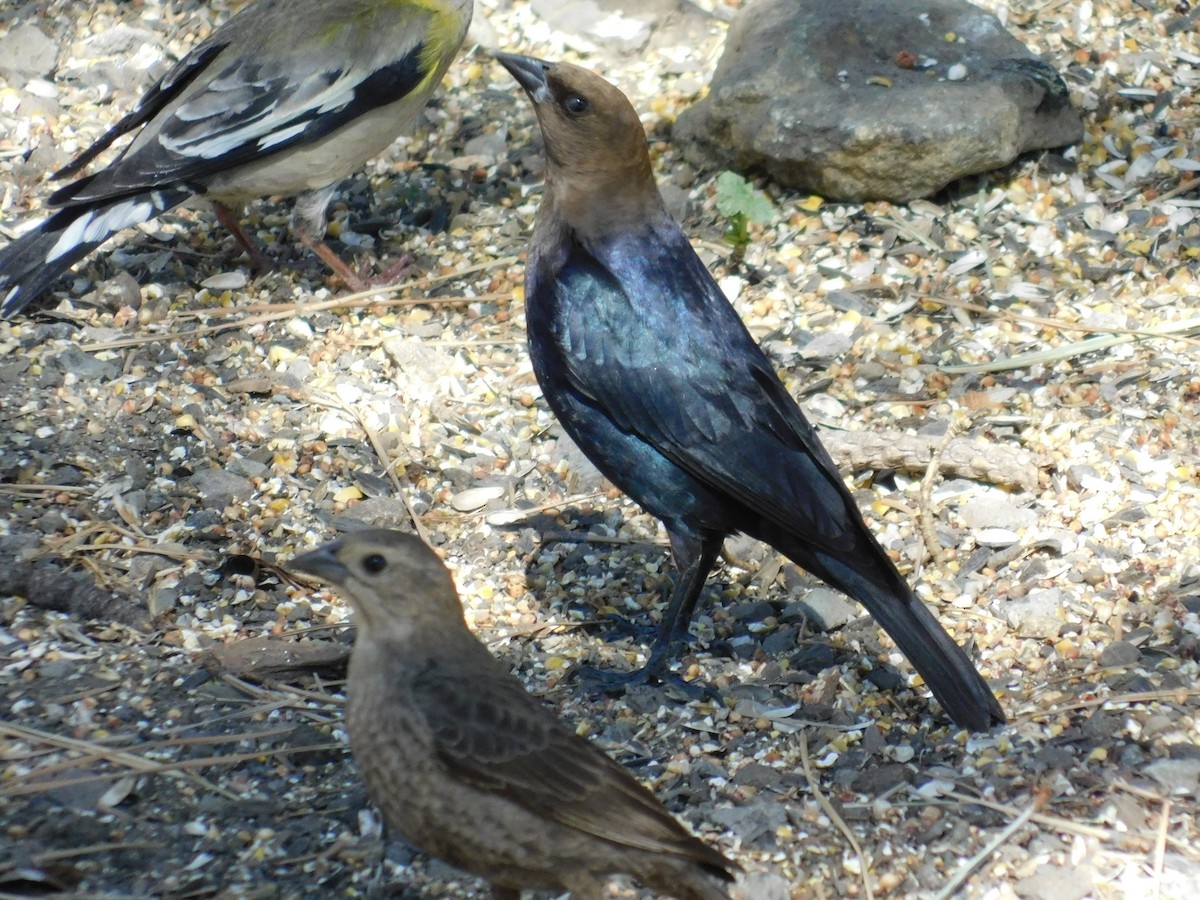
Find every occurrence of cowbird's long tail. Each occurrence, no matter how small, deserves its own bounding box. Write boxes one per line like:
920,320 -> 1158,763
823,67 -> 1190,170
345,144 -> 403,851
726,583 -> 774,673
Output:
0,187 -> 191,318
770,527 -> 1005,731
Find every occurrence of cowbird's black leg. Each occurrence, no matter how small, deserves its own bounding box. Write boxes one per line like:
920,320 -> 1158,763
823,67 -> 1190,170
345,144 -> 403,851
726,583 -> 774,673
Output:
574,532 -> 723,700
593,531 -> 714,642
662,530 -> 723,641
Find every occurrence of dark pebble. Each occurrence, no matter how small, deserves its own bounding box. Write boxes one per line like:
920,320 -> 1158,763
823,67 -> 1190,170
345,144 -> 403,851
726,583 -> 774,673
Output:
1098,640 -> 1141,667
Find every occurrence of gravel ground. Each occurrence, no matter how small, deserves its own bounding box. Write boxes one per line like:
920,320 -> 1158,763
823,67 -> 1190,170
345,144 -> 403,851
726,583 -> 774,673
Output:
2,0 -> 1200,897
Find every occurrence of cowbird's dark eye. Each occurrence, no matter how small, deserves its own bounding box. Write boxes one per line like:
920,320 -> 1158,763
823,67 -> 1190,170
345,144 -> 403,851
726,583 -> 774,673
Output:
564,94 -> 590,116
362,553 -> 387,575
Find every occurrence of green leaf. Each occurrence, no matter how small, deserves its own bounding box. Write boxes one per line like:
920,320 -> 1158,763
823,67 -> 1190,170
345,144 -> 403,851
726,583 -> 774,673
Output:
714,171 -> 774,225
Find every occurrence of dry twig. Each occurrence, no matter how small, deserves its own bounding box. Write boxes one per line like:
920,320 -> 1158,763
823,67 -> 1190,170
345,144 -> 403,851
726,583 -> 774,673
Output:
799,735 -> 874,900
932,800 -> 1037,900
917,418 -> 963,567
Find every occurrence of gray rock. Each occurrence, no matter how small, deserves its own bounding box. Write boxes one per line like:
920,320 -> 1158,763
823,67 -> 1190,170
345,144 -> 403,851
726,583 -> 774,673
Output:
784,585 -> 859,630
674,0 -> 1082,201
1098,640 -> 1140,667
51,346 -> 119,381
0,24 -> 58,79
382,336 -> 454,382
999,586 -> 1062,637
958,492 -> 1038,531
659,182 -> 691,221
1142,715 -> 1175,738
70,26 -> 168,96
725,533 -> 771,568
545,424 -> 605,493
14,87 -> 60,121
226,457 -> 269,479
461,129 -> 508,165
1143,758 -> 1200,796
851,762 -> 913,793
93,271 -> 143,313
128,554 -> 173,590
707,800 -> 788,846
1066,463 -> 1101,491
468,3 -> 502,50
730,600 -> 776,622
735,870 -> 791,900
825,290 -> 872,315
186,469 -> 255,509
148,588 -> 179,618
76,24 -> 162,59
732,762 -> 786,790
1014,863 -> 1094,900
761,626 -> 798,656
530,0 -> 703,54
330,497 -> 417,531
798,330 -> 853,361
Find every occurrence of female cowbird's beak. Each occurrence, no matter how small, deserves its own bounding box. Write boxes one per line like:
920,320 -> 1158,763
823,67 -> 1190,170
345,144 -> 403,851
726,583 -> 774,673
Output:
289,543 -> 350,584
494,52 -> 552,103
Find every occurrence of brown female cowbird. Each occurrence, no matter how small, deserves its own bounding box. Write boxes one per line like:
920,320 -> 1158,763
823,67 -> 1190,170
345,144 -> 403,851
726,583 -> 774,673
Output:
290,529 -> 737,900
494,53 -> 1005,732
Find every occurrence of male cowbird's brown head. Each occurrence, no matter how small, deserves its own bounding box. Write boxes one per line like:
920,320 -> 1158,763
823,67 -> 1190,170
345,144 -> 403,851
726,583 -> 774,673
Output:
494,52 -> 663,239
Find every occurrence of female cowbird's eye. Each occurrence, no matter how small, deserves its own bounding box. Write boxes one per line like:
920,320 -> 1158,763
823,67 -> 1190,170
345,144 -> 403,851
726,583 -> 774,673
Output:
564,94 -> 590,116
362,553 -> 387,575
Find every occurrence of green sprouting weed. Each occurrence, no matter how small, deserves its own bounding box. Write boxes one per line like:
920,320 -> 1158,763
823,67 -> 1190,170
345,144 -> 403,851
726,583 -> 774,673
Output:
714,171 -> 774,256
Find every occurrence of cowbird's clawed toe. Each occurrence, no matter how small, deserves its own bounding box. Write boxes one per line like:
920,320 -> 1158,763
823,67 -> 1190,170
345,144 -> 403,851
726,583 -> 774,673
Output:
597,612 -> 662,643
664,675 -> 722,703
296,233 -> 370,292
572,660 -> 720,703
571,662 -> 654,692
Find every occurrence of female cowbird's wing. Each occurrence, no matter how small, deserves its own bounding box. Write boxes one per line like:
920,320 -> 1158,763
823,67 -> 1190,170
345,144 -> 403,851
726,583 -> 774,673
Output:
408,659 -> 733,874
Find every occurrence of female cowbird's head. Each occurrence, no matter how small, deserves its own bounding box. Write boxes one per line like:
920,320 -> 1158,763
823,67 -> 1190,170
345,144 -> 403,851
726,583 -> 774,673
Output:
289,529 -> 465,637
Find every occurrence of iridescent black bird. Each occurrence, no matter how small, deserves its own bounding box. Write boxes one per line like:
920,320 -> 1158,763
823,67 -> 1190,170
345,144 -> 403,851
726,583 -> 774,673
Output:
496,53 -> 1004,732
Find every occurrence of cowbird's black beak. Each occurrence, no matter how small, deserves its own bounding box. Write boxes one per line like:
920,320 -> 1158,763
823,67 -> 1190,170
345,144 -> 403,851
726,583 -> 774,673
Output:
290,543 -> 349,584
494,52 -> 552,104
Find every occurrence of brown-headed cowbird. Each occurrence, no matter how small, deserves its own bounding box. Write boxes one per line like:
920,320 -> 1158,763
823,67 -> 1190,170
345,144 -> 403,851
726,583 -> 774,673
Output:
289,528 -> 737,900
495,53 -> 1005,732
0,0 -> 474,318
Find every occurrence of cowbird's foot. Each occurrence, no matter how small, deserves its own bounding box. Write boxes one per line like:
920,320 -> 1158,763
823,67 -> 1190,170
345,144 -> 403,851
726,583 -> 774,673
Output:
572,661 -> 720,703
300,245 -> 416,292
667,616 -> 696,643
596,612 -> 660,642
